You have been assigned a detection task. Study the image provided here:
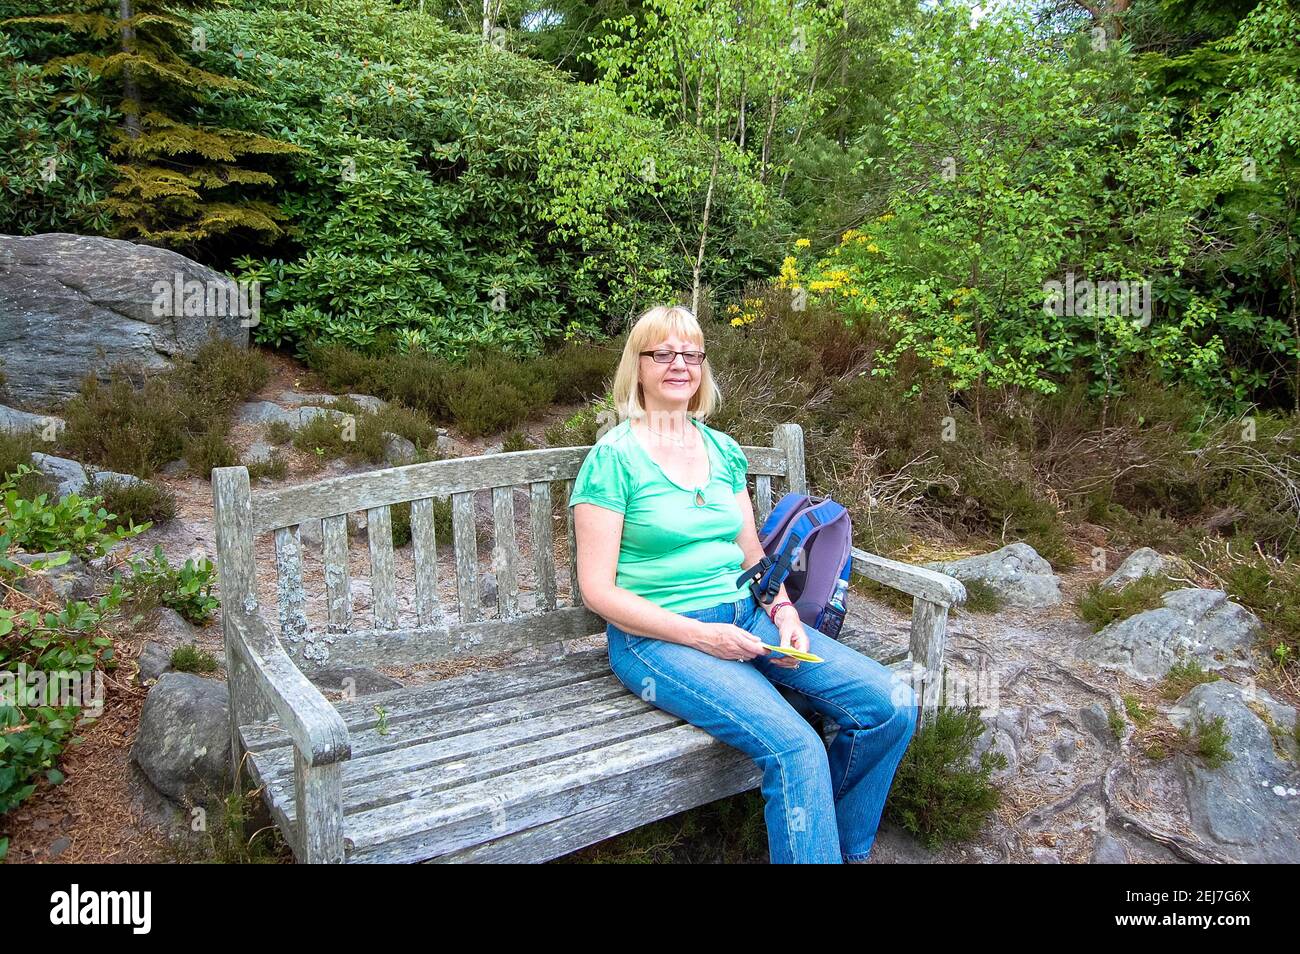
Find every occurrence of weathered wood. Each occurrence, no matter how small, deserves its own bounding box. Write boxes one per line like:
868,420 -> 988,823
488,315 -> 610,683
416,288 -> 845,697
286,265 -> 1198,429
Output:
217,422 -> 963,863
427,753 -> 759,863
295,750 -> 345,863
367,505 -> 398,629
237,604 -> 604,675
529,482 -> 557,613
850,546 -> 967,606
451,491 -> 479,624
491,486 -> 520,618
564,478 -> 580,607
410,497 -> 439,626
910,597 -> 949,728
274,526 -> 310,645
212,467 -> 273,783
322,515 -> 351,632
755,474 -> 772,525
772,422 -> 806,495
252,444 -> 788,533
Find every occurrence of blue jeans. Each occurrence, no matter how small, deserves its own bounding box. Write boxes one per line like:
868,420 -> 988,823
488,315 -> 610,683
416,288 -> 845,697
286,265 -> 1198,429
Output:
605,592 -> 918,864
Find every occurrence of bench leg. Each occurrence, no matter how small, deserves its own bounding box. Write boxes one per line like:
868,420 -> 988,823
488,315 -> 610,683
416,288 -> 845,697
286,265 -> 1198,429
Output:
294,750 -> 345,863
909,597 -> 948,728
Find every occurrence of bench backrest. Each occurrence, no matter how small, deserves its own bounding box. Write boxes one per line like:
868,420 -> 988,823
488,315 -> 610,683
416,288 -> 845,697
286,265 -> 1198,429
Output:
213,422 -> 806,674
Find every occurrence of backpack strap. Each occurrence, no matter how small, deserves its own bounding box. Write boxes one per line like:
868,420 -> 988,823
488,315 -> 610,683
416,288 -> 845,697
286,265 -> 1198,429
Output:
736,499 -> 846,604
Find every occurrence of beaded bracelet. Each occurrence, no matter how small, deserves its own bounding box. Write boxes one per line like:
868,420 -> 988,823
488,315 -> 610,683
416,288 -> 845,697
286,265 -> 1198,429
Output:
767,600 -> 797,624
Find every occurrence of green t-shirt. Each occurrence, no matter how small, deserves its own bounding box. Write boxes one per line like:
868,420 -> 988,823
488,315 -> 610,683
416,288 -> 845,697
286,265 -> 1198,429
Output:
567,416 -> 751,614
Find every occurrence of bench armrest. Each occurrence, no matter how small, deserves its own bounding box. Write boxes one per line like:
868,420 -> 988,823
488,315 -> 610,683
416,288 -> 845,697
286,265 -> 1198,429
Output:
228,610 -> 351,766
850,546 -> 967,607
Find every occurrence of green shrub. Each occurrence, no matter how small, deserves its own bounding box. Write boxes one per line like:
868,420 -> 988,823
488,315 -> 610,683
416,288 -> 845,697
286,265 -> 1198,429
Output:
59,338 -> 269,478
1183,714 -> 1233,770
502,430 -> 533,453
247,453 -> 289,482
1,466 -> 149,558
170,643 -> 219,674
961,580 -> 1005,613
263,420 -> 294,444
184,428 -> 239,478
883,703 -> 1005,850
0,429 -> 51,499
1076,575 -> 1177,632
87,475 -> 177,530
127,546 -> 220,625
1159,657 -> 1219,701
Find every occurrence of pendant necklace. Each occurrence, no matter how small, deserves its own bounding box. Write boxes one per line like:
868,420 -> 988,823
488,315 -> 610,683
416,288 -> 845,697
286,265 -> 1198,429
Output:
642,421 -> 706,506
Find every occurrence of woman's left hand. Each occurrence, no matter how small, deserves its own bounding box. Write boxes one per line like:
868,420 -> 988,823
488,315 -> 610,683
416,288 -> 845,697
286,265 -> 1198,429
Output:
771,606 -> 809,669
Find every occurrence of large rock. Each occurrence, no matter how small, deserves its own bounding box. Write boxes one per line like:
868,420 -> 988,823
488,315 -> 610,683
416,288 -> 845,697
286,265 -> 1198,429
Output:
131,672 -> 231,807
235,401 -> 295,427
0,233 -> 248,405
926,542 -> 1062,608
30,452 -> 144,499
1168,680 -> 1299,863
1100,547 -> 1193,590
10,551 -> 95,601
1075,588 -> 1261,680
0,403 -> 64,438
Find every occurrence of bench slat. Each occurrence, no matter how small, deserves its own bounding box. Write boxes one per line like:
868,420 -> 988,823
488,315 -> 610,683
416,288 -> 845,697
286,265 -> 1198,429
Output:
410,497 -> 439,626
274,526 -> 310,643
564,478 -> 580,607
344,722 -> 744,862
451,491 -> 479,624
255,697 -> 670,823
241,649 -> 614,751
322,514 -> 351,631
491,486 -> 520,618
755,474 -> 772,525
367,505 -> 398,629
250,446 -> 788,533
529,482 -> 557,613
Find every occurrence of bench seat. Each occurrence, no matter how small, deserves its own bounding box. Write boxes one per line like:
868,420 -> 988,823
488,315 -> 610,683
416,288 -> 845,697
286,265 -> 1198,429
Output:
238,624 -> 906,863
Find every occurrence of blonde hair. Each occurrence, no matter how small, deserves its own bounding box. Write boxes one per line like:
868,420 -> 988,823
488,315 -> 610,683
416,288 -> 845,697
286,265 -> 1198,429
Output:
611,304 -> 721,422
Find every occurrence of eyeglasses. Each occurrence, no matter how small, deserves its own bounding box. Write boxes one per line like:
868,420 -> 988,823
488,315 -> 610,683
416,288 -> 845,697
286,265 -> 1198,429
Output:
640,349 -> 706,365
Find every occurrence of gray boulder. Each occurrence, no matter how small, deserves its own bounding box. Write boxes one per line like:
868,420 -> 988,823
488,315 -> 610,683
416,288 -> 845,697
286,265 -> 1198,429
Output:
1101,547 -> 1193,590
926,542 -> 1062,607
0,403 -> 64,438
10,551 -> 95,602
1168,680 -> 1299,863
0,233 -> 248,405
346,394 -> 386,413
1076,588 -> 1261,680
30,452 -> 144,499
235,401 -> 295,427
383,432 -> 416,466
131,672 -> 231,807
299,406 -> 350,427
137,641 -> 173,683
243,441 -> 275,465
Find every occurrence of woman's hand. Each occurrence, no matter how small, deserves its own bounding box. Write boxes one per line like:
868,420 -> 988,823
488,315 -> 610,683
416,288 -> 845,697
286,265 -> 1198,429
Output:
690,622 -> 769,662
770,605 -> 809,669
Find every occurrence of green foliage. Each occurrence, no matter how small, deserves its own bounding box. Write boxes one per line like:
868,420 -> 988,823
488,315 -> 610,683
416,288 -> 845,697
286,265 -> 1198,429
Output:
2,0 -> 297,247
0,429 -> 53,499
87,475 -> 176,531
246,452 -> 288,481
59,337 -> 269,478
1183,713 -> 1234,769
262,420 -> 293,444
884,703 -> 1005,851
1077,575 -> 1178,632
170,643 -> 218,674
184,427 -> 239,478
127,545 -> 219,625
1160,658 -> 1220,701
205,0 -> 774,355
961,580 -> 1005,614
1,465 -> 149,558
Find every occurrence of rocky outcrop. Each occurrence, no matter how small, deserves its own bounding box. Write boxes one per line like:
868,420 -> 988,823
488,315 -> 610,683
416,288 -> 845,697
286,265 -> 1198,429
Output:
30,452 -> 145,499
926,542 -> 1063,608
1168,680 -> 1299,863
0,233 -> 249,405
1075,588 -> 1261,680
1100,547 -> 1194,590
0,403 -> 64,437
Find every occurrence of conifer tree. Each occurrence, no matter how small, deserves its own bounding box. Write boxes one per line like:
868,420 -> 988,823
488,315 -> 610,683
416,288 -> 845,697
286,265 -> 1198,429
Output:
4,0 -> 300,247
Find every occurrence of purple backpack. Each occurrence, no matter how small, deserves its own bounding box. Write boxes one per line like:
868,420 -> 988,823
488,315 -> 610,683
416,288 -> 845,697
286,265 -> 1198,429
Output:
735,493 -> 853,638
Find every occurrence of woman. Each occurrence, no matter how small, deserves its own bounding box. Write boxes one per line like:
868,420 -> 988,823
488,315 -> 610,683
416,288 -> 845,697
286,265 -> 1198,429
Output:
569,304 -> 919,864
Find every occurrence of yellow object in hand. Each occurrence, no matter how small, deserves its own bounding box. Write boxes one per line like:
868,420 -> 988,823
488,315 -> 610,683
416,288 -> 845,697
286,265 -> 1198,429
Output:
759,643 -> 824,663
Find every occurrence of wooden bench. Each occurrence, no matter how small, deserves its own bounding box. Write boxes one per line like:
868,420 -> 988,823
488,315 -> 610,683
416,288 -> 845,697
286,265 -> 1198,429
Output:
211,422 -> 966,863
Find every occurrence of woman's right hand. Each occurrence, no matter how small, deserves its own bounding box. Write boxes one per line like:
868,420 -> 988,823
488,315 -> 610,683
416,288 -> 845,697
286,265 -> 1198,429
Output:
690,622 -> 768,661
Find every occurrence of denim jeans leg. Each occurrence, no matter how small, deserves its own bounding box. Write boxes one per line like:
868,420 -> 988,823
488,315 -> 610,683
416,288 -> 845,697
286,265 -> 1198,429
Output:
606,598 -> 844,864
740,596 -> 919,862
